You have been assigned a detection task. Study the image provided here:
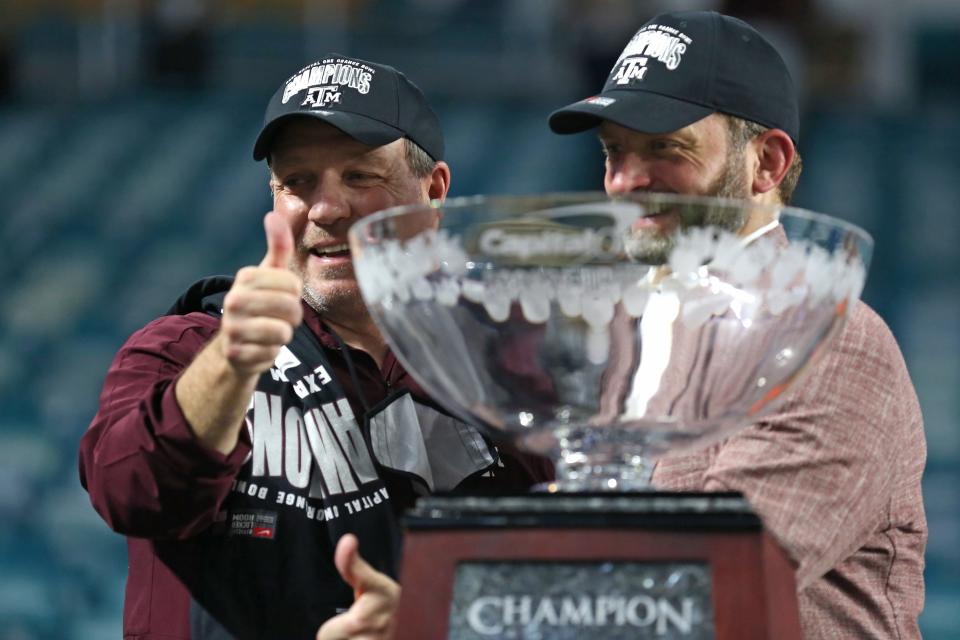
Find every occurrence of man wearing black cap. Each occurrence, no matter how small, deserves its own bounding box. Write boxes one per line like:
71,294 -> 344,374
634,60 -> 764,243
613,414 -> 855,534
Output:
79,55 -> 550,640
550,11 -> 926,639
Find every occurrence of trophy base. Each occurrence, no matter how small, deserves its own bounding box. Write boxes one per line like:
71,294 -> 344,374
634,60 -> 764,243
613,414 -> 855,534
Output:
395,493 -> 801,640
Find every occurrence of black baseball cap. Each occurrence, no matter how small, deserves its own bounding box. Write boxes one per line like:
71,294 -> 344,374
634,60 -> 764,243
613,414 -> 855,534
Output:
549,11 -> 799,144
253,54 -> 444,161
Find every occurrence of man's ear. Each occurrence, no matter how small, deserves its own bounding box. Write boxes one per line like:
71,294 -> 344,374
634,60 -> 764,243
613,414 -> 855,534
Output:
751,129 -> 795,196
424,161 -> 452,202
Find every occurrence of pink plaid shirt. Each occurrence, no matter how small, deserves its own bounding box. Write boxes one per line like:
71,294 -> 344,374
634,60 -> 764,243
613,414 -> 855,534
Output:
653,301 -> 926,639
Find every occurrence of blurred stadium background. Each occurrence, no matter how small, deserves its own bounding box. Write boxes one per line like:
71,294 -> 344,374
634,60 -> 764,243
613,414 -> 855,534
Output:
0,0 -> 957,638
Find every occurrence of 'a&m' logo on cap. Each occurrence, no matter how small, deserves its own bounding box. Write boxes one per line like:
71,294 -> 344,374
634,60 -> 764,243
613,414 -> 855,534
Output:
610,24 -> 693,86
282,58 -> 374,105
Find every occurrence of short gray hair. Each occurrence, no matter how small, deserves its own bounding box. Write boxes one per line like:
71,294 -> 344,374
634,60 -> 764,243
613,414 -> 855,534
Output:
403,138 -> 436,178
723,114 -> 803,205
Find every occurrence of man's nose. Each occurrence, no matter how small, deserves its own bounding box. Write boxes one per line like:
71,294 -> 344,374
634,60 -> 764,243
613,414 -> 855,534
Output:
605,157 -> 653,195
307,177 -> 351,225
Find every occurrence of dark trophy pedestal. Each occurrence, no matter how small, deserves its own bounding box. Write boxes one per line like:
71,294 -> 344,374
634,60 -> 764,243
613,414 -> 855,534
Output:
394,493 -> 801,639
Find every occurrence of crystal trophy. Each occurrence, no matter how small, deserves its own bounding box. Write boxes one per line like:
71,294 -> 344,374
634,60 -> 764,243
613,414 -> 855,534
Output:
349,193 -> 871,639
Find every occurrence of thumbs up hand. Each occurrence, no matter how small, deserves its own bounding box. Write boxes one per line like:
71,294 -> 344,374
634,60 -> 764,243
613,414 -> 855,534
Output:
220,211 -> 304,378
259,208 -> 297,269
316,534 -> 400,640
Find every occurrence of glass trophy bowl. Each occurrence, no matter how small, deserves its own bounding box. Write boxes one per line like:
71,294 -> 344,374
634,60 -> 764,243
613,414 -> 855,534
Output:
348,193 -> 872,491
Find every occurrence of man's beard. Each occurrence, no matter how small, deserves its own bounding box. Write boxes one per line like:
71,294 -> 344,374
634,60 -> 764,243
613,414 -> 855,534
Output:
623,153 -> 751,265
300,282 -> 334,315
294,262 -> 367,320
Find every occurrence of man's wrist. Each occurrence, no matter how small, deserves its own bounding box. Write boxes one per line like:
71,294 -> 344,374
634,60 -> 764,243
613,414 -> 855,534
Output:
175,332 -> 260,455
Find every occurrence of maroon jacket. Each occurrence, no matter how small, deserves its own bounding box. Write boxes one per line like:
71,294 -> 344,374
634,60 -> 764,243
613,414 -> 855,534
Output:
79,277 -> 553,639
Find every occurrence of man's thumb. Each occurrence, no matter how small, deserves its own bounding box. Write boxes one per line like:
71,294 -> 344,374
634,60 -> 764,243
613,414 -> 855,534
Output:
335,534 -> 378,597
260,211 -> 294,268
